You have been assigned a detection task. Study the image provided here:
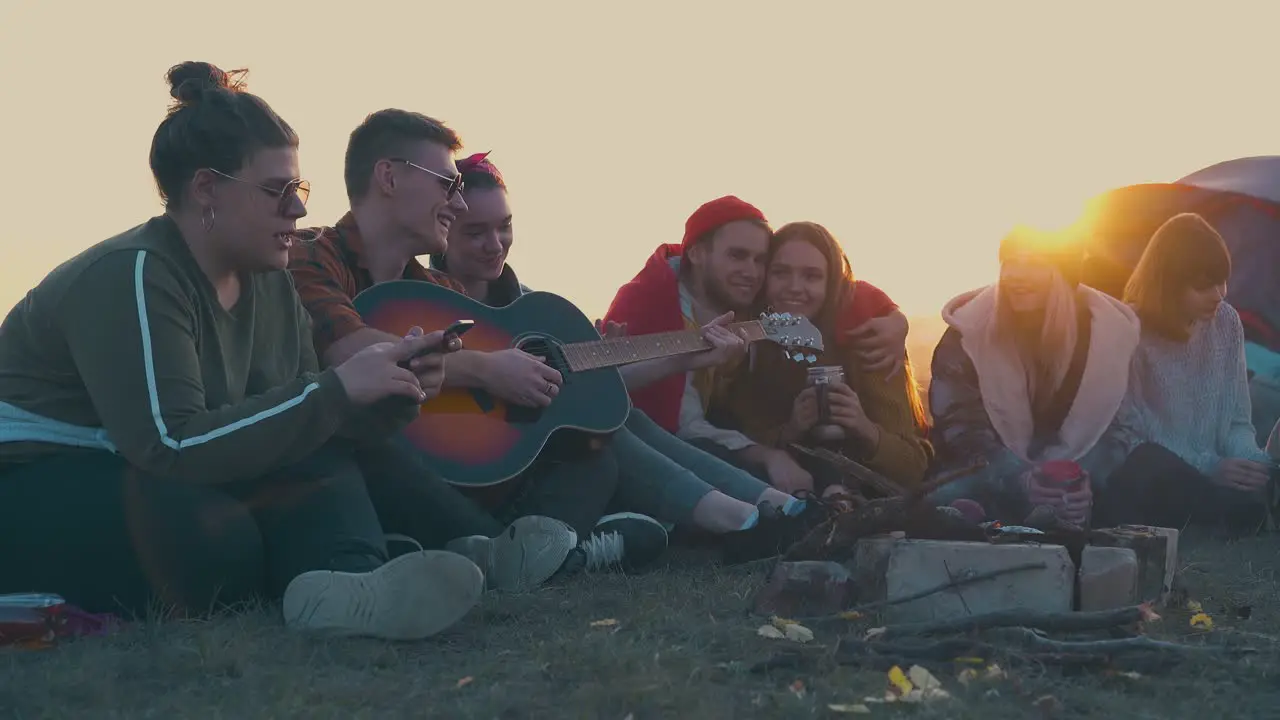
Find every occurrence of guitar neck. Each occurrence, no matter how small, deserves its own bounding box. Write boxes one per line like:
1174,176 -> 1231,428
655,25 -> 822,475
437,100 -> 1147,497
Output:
561,321 -> 767,372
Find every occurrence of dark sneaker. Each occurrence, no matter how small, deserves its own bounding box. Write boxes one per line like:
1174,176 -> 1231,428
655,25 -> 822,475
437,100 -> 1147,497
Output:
559,512 -> 669,574
722,498 -> 834,565
281,550 -> 484,640
446,516 -> 579,592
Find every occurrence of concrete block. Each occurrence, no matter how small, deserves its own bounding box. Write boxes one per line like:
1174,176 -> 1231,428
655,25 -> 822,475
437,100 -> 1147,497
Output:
1090,525 -> 1179,606
847,534 -> 897,605
881,539 -> 1075,623
753,561 -> 855,617
1078,546 -> 1139,611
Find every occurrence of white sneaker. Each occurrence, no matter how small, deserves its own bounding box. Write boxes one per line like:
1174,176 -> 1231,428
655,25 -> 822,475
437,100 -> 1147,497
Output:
446,516 -> 579,592
282,550 -> 484,640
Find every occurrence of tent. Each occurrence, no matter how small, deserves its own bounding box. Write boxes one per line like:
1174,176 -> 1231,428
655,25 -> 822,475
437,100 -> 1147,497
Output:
1081,156 -> 1280,445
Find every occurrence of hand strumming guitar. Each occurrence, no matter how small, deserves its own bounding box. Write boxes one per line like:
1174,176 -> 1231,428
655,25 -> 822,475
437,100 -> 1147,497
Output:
475,348 -> 564,408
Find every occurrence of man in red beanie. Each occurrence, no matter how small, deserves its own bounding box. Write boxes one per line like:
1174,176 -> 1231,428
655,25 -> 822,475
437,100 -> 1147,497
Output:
604,196 -> 910,494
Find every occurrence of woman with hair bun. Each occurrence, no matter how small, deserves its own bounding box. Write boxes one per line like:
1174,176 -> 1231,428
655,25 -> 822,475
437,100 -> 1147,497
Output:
0,62 -> 485,639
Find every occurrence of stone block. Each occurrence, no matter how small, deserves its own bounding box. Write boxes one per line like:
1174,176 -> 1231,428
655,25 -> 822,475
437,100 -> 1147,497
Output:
1078,546 -> 1139,611
880,539 -> 1075,623
1090,525 -> 1179,606
753,561 -> 855,617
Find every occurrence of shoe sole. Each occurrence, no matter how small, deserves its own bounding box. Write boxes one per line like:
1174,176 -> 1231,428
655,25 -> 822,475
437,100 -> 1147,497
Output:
282,550 -> 484,640
487,516 -> 579,592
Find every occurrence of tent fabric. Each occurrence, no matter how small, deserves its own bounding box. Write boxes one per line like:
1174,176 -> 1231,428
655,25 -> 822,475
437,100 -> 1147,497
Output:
1084,157 -> 1280,343
1178,155 -> 1280,205
1083,156 -> 1280,446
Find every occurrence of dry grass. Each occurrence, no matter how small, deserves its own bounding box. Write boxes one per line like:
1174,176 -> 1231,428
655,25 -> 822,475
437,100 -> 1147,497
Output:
5,531 -> 1280,719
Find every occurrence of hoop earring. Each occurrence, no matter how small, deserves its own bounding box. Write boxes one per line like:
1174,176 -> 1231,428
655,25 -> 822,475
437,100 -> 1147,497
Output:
201,207 -> 217,233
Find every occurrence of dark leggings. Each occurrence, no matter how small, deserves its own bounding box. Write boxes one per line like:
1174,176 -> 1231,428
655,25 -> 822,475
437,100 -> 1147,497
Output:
357,436 -> 620,545
356,438 -> 506,549
1095,443 -> 1270,532
0,443 -> 388,618
494,441 -> 621,538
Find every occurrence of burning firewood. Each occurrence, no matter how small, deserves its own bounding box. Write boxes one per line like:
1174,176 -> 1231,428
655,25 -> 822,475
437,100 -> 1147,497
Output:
783,459 -> 988,562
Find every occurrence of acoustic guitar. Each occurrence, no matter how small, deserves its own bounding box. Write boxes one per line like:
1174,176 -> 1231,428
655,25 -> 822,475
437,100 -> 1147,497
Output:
353,280 -> 824,487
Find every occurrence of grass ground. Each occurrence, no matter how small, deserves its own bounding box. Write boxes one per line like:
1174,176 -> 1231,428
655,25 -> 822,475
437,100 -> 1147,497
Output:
4,530 -> 1280,719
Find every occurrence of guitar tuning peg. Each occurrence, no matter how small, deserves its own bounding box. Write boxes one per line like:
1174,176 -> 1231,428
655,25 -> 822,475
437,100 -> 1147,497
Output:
806,354 -> 818,363
791,352 -> 805,362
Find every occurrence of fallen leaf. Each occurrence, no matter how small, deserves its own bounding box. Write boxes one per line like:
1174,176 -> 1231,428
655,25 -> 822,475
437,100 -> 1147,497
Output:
887,665 -> 914,697
1033,694 -> 1062,718
771,615 -> 798,630
907,665 -> 942,691
590,618 -> 619,628
828,703 -> 871,714
1190,613 -> 1214,630
957,668 -> 979,686
1117,671 -> 1142,680
455,676 -> 473,689
836,610 -> 864,620
985,664 -> 1006,680
757,625 -> 785,639
1187,600 -> 1203,613
865,627 -> 887,640
784,623 -> 814,643
953,656 -> 985,665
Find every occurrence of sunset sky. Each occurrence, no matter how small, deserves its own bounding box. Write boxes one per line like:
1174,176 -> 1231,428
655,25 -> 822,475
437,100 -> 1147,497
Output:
2,1 -> 1276,321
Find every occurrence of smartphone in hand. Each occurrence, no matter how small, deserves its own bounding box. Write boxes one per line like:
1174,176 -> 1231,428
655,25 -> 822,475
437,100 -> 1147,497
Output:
398,319 -> 475,370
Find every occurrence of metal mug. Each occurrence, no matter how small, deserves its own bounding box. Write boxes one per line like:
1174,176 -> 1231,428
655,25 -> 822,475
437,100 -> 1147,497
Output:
806,365 -> 847,443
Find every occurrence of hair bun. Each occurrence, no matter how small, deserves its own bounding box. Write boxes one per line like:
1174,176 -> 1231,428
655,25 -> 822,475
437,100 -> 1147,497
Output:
166,61 -> 244,104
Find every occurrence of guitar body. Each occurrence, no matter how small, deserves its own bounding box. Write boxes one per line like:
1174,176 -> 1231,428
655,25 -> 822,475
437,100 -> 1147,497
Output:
352,280 -> 631,487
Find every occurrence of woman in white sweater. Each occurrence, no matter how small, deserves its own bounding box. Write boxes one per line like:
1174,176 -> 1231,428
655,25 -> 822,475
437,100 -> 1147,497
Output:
1100,213 -> 1273,531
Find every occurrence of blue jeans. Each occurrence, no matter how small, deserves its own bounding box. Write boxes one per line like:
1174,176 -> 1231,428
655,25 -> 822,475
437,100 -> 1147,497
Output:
610,410 -> 771,525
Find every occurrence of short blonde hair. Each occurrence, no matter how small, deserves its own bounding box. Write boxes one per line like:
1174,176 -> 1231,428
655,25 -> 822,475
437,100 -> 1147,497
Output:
1124,213 -> 1231,341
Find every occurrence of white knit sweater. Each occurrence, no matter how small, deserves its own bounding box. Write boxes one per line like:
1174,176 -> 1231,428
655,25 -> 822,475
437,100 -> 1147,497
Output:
1125,302 -> 1267,475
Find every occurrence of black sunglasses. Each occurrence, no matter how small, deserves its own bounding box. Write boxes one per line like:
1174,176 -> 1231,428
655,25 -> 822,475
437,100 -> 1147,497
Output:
210,169 -> 310,215
388,158 -> 465,200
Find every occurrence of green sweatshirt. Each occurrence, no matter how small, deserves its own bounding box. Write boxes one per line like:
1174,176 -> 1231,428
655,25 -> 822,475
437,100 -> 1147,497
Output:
0,215 -> 405,484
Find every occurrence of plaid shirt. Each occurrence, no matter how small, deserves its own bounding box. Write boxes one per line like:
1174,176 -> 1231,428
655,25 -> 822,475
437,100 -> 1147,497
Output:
288,212 -> 466,359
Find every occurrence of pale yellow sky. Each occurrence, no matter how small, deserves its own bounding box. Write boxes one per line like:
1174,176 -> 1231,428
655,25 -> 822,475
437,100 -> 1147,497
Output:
2,1 -> 1276,319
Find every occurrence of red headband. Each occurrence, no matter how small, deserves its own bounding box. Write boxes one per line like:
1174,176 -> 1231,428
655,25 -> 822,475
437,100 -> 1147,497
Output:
457,151 -> 505,187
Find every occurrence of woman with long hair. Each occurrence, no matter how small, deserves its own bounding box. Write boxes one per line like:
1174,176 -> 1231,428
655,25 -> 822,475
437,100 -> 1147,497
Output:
926,227 -> 1141,524
1102,213 -> 1272,530
716,221 -> 932,492
0,62 -> 485,638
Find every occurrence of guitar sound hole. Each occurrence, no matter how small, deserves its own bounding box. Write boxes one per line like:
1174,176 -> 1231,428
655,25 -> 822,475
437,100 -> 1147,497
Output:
514,337 -> 570,376
507,336 -> 569,425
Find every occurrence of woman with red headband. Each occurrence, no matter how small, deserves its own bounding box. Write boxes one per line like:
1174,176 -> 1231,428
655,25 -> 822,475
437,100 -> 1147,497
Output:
433,154 -> 800,538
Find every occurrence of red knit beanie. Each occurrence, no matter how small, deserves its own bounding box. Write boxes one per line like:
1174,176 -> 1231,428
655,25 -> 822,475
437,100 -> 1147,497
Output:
681,195 -> 769,251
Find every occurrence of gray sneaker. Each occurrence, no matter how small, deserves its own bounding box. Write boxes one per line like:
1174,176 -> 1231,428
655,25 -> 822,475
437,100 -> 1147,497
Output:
282,550 -> 484,640
446,516 -> 579,592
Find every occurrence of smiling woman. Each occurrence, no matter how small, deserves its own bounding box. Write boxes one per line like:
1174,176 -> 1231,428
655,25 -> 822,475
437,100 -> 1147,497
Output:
0,61 -> 485,640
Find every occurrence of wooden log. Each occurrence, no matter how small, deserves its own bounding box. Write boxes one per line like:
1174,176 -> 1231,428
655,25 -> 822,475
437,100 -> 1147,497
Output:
1088,525 -> 1178,606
